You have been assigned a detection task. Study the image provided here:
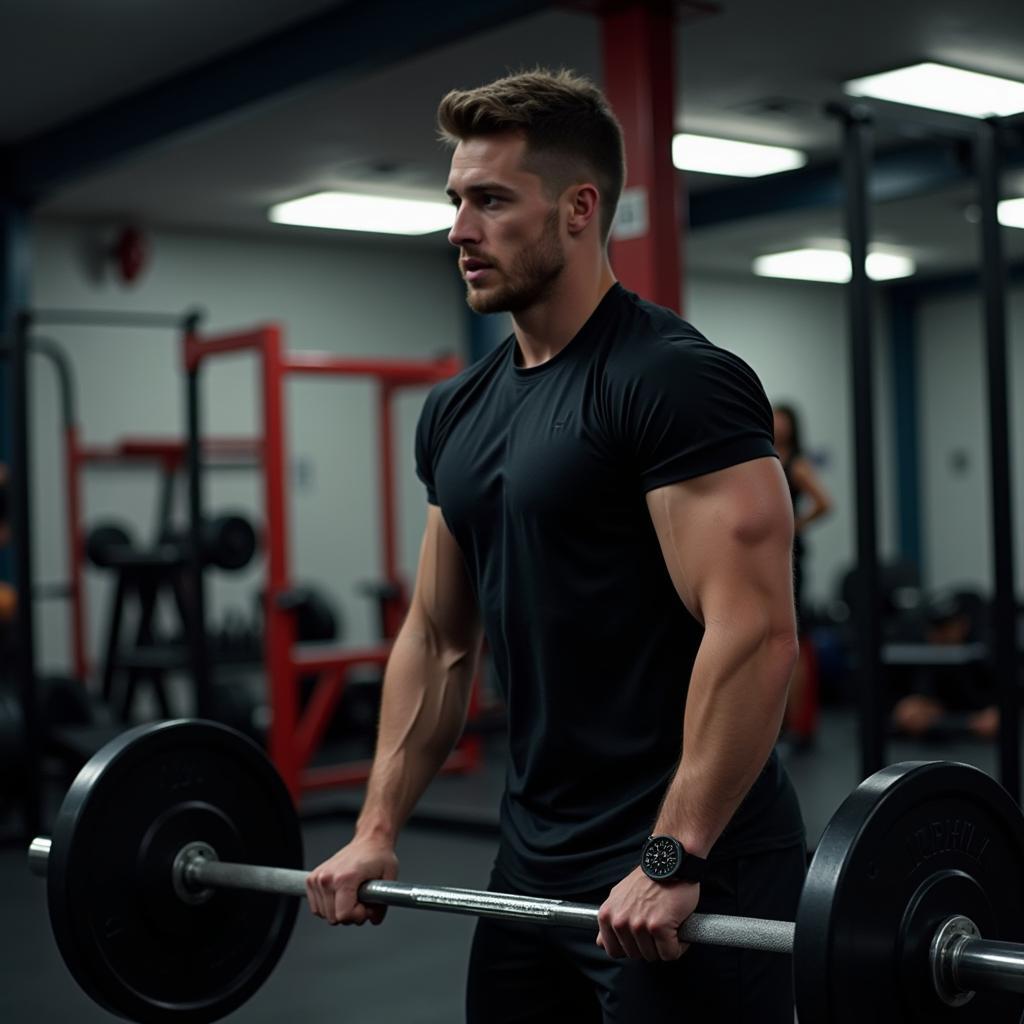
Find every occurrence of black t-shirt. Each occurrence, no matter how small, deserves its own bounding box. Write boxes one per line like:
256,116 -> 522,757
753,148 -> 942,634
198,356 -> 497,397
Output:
415,284 -> 804,894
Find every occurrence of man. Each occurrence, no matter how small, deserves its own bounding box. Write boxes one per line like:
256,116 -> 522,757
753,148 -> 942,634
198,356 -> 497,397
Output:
307,69 -> 805,1022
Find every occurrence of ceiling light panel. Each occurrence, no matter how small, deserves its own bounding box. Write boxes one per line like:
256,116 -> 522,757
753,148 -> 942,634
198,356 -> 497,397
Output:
752,248 -> 916,283
998,198 -> 1024,229
269,192 -> 455,235
672,134 -> 807,177
844,62 -> 1024,118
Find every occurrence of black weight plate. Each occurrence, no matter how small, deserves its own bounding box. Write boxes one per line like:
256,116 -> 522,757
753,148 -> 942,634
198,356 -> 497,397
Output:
47,719 -> 303,1023
794,761 -> 1024,1024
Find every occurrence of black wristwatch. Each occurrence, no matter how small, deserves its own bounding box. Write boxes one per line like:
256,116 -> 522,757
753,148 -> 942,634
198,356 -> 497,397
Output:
640,834 -> 708,884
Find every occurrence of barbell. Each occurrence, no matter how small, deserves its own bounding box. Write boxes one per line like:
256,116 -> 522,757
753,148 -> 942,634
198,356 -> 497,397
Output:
27,719 -> 1024,1022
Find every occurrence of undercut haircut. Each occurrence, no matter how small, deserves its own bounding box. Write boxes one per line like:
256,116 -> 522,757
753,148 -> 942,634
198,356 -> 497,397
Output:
437,68 -> 626,244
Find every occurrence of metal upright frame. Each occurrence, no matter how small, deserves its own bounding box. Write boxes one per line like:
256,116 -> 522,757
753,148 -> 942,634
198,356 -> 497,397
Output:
830,101 -> 1022,793
829,103 -> 886,779
23,311 -> 202,683
25,338 -> 87,682
974,117 -> 1020,802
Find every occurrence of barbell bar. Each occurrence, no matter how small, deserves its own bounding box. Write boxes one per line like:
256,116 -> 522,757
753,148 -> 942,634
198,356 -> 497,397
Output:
28,719 -> 1024,1023
28,831 -> 1024,1003
28,835 -> 793,953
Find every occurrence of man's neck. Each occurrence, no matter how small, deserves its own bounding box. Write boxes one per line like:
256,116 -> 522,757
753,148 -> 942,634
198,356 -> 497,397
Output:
512,259 -> 617,369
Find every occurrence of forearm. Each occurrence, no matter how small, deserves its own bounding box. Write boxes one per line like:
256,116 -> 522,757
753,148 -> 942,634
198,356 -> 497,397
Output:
356,623 -> 480,844
653,623 -> 797,857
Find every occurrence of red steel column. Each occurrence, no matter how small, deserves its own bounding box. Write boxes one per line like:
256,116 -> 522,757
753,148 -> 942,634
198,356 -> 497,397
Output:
601,3 -> 684,312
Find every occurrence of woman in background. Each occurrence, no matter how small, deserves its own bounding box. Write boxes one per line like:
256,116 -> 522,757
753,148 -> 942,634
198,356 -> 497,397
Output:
773,404 -> 833,747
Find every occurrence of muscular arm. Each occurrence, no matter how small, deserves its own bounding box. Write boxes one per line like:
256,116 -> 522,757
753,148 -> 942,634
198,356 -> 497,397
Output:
356,504 -> 484,843
597,456 -> 797,961
307,504 -> 482,923
645,456 -> 798,857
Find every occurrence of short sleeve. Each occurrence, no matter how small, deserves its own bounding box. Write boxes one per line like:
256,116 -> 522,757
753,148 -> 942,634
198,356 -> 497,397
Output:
414,386 -> 441,506
619,339 -> 776,493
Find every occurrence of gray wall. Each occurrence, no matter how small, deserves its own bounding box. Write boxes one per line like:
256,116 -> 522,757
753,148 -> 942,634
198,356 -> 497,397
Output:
917,281 -> 1024,595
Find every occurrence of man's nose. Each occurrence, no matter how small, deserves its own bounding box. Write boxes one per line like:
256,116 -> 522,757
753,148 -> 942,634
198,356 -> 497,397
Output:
448,203 -> 480,248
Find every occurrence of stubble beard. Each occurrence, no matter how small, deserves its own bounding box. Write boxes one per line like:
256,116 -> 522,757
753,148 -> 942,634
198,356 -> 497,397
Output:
464,208 -> 566,315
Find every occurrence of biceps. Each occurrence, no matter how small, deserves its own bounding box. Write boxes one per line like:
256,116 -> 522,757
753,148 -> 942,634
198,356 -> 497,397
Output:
406,505 -> 481,655
646,460 -> 795,629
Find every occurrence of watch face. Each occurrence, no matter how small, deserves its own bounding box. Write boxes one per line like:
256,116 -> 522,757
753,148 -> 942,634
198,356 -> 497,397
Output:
642,836 -> 680,879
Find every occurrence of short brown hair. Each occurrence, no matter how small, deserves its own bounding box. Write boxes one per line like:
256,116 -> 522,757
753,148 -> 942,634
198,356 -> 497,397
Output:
437,68 -> 625,243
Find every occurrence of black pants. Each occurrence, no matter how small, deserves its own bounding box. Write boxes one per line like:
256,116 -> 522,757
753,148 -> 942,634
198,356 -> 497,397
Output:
466,843 -> 806,1024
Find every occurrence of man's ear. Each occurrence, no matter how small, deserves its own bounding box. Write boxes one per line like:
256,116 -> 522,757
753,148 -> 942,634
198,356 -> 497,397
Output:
565,183 -> 601,236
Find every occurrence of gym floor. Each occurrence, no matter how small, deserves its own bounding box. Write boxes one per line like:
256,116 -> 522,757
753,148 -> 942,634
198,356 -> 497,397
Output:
0,709 -> 1013,1023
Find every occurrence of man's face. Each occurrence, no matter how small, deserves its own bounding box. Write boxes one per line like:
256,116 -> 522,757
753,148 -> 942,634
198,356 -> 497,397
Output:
446,134 -> 567,314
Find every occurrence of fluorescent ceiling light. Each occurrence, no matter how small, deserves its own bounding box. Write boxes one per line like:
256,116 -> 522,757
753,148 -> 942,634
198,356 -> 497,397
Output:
999,197 -> 1024,229
752,248 -> 916,283
269,192 -> 455,235
672,133 -> 806,177
844,62 -> 1024,118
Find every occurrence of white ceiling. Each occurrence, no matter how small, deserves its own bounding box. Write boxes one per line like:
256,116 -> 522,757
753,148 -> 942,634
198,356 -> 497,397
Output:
4,0 -> 1024,277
